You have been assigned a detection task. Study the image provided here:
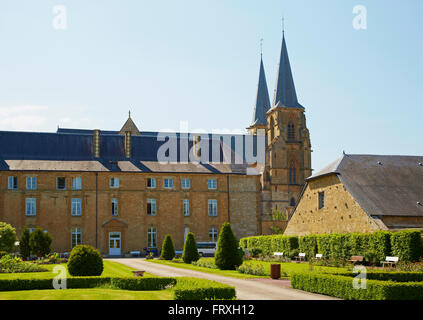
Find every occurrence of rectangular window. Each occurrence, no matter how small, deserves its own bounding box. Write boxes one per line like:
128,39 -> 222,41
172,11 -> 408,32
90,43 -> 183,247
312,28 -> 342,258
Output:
184,227 -> 190,243
208,199 -> 218,216
318,191 -> 325,210
181,178 -> 191,189
147,227 -> 157,248
147,178 -> 156,188
110,177 -> 119,188
71,227 -> 82,248
57,177 -> 66,190
26,177 -> 37,190
147,199 -> 157,216
72,177 -> 82,190
112,198 -> 118,216
71,198 -> 82,216
25,198 -> 36,216
8,176 -> 18,190
208,179 -> 217,190
164,178 -> 173,189
209,227 -> 218,242
183,199 -> 190,216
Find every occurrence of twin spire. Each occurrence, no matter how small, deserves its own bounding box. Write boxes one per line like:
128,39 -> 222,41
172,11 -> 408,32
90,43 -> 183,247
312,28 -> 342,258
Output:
252,29 -> 303,126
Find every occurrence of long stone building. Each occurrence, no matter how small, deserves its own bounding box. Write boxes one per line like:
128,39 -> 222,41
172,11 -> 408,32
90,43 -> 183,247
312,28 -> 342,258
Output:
0,31 -> 312,255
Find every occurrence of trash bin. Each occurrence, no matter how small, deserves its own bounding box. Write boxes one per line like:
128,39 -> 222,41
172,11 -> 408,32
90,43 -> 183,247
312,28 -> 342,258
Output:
270,264 -> 281,279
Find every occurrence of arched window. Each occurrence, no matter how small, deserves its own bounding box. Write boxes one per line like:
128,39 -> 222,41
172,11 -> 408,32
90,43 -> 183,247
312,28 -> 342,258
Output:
287,122 -> 295,140
289,163 -> 297,184
290,197 -> 296,207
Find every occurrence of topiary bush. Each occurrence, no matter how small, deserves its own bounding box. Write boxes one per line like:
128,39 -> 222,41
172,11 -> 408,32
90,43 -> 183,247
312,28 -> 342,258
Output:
0,222 -> 16,253
18,228 -> 31,260
67,245 -> 103,276
160,234 -> 175,261
182,232 -> 200,264
214,223 -> 243,270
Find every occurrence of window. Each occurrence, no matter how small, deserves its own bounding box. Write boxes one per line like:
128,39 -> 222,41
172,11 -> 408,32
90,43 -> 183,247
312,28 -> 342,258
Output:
208,179 -> 217,190
208,199 -> 218,216
164,178 -> 173,189
110,177 -> 119,188
71,227 -> 82,248
184,226 -> 190,243
181,178 -> 191,189
57,177 -> 66,190
287,122 -> 295,140
209,227 -> 218,242
183,199 -> 190,216
318,191 -> 325,210
25,198 -> 36,216
147,178 -> 156,188
112,198 -> 118,216
147,199 -> 157,216
147,227 -> 157,248
26,177 -> 36,190
8,177 -> 18,190
72,177 -> 82,190
290,197 -> 296,207
289,164 -> 297,184
71,198 -> 82,216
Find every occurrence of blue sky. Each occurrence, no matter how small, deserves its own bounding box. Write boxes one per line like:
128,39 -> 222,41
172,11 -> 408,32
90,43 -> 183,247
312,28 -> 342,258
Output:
0,0 -> 422,171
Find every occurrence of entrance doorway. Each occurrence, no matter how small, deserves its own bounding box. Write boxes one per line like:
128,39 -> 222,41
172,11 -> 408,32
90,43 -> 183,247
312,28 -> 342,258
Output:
109,232 -> 121,256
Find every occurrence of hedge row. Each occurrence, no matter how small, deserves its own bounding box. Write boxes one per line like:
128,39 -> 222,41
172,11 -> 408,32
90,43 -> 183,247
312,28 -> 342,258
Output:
240,230 -> 423,263
291,272 -> 423,300
173,277 -> 236,300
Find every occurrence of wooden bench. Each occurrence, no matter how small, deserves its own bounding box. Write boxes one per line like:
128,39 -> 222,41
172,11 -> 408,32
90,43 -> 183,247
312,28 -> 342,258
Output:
132,270 -> 145,277
295,252 -> 306,262
348,255 -> 364,264
381,256 -> 399,269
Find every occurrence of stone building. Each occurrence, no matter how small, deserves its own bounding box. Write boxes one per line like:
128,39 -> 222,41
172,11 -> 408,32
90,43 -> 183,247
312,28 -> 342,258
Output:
284,154 -> 423,236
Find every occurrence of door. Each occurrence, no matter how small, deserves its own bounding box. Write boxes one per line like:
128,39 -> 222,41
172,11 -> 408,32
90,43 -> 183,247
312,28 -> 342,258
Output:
109,232 -> 121,256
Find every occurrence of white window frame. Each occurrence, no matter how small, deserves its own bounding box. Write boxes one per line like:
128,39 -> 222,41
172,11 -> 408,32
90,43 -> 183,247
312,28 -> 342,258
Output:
8,176 -> 18,190
71,198 -> 82,216
208,179 -> 217,190
25,198 -> 36,216
72,177 -> 82,190
57,177 -> 66,190
181,178 -> 191,189
71,227 -> 82,248
147,227 -> 157,248
110,177 -> 119,188
183,199 -> 190,216
112,198 -> 118,216
147,199 -> 157,216
209,227 -> 218,242
26,176 -> 37,190
147,178 -> 156,188
208,199 -> 218,216
164,178 -> 173,189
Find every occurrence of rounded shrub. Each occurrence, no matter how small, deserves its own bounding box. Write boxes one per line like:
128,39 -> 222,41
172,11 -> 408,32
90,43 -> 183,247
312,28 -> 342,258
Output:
182,232 -> 200,264
161,234 -> 175,260
0,222 -> 16,253
215,223 -> 243,270
67,245 -> 103,276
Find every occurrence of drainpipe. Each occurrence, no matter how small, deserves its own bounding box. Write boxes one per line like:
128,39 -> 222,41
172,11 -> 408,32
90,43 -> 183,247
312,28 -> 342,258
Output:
95,172 -> 98,249
226,175 -> 230,223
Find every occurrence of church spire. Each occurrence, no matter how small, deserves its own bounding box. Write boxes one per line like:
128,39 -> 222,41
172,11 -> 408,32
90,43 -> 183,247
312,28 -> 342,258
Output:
273,32 -> 303,108
252,55 -> 271,126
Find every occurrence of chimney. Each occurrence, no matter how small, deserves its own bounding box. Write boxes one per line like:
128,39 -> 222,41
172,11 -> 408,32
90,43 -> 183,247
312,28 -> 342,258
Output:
193,135 -> 201,159
125,131 -> 131,158
93,129 -> 101,158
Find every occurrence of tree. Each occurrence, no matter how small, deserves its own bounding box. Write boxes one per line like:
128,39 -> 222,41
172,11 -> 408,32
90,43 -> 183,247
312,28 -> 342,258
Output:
272,208 -> 287,221
67,245 -> 103,276
182,232 -> 200,264
29,228 -> 52,257
19,227 -> 31,260
160,234 -> 175,260
214,222 -> 243,270
0,222 -> 16,253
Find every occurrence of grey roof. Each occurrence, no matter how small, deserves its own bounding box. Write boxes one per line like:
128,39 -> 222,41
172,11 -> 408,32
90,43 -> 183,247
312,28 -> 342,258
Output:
251,57 -> 271,126
272,33 -> 303,109
308,154 -> 423,217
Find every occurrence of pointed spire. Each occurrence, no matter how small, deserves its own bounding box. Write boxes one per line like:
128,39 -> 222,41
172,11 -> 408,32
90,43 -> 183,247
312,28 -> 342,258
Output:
273,32 -> 303,108
119,111 -> 141,135
252,54 -> 271,126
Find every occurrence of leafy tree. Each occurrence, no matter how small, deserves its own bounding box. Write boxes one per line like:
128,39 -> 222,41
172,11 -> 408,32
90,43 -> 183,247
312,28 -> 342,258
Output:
182,232 -> 200,264
29,228 -> 52,257
67,245 -> 103,276
160,234 -> 175,260
0,222 -> 16,253
19,227 -> 31,260
214,223 -> 243,270
272,209 -> 287,221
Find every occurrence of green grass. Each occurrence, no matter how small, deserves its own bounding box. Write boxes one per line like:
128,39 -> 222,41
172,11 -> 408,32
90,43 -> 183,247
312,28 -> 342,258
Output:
0,288 -> 173,300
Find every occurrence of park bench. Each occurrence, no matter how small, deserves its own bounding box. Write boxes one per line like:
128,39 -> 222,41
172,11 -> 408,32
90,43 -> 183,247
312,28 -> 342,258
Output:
130,251 -> 141,257
315,253 -> 323,260
381,256 -> 399,269
132,270 -> 145,277
295,252 -> 306,262
273,252 -> 284,261
348,255 -> 364,264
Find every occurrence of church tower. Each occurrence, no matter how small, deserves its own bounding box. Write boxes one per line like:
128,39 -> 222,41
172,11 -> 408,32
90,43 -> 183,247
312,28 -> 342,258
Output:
249,31 -> 312,230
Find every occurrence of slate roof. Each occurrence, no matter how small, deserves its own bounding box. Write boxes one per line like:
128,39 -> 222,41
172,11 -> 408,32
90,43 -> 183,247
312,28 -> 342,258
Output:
308,154 -> 423,217
0,129 -> 262,175
251,57 -> 271,126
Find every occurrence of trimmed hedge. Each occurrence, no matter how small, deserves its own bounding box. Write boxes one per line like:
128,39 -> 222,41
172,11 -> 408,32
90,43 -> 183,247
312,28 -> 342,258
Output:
111,277 -> 176,290
0,277 -> 110,291
173,277 -> 236,300
291,272 -> 423,300
240,235 -> 299,258
391,230 -> 423,263
299,235 -> 318,260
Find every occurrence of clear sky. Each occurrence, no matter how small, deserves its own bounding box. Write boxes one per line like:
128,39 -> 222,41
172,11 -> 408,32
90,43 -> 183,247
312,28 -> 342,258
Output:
0,0 -> 422,171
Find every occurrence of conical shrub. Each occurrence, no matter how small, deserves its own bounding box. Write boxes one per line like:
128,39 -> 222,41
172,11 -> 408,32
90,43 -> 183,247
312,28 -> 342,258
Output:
182,232 -> 200,264
215,223 -> 243,270
160,234 -> 175,260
